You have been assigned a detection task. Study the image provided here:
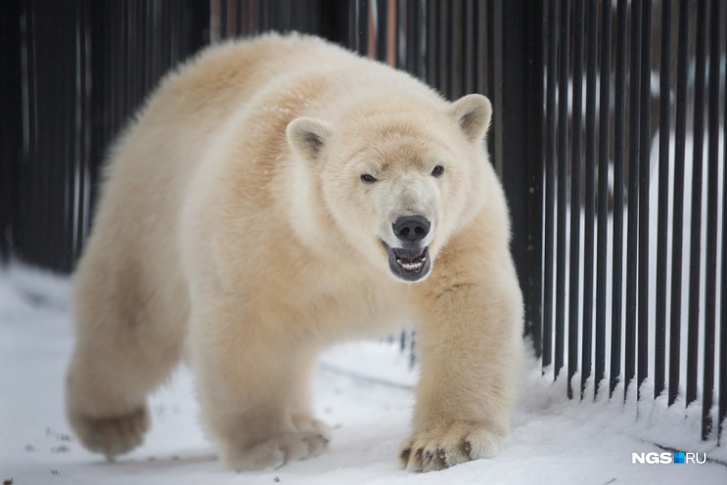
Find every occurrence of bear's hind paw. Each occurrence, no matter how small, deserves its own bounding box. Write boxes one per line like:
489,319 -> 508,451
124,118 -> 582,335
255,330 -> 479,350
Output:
221,429 -> 330,472
69,404 -> 150,459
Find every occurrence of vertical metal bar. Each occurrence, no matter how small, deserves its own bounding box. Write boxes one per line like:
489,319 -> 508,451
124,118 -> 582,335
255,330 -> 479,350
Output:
387,0 -> 397,66
233,0 -> 242,36
581,0 -> 598,400
242,0 -> 251,37
375,0 -> 387,61
348,0 -> 359,51
170,0 -> 180,61
476,0 -> 488,97
437,0 -> 449,97
131,0 -> 140,130
144,1 -> 153,90
388,0 -> 397,66
655,0 -> 671,401
426,0 -> 437,86
39,0 -> 47,267
72,0 -> 87,268
463,0 -> 474,95
169,1 -> 177,63
73,0 -> 91,261
298,0 -> 308,34
568,0 -> 584,399
20,3 -> 30,262
241,0 -> 250,36
398,0 -> 406,71
32,2 -> 40,266
610,0 -> 628,398
290,0 -> 300,33
668,0 -> 689,408
686,0 -> 707,408
702,0 -> 721,441
120,2 -> 129,129
414,0 -> 423,80
447,1 -> 457,98
219,0 -> 230,39
636,0 -> 652,400
261,0 -> 270,31
422,0 -> 434,84
490,0 -> 503,176
57,0 -> 67,267
88,0 -> 107,213
625,0 -> 642,401
448,2 -> 466,99
38,0 -> 46,266
268,0 -> 278,33
24,1 -> 36,266
1,0 -> 21,264
132,0 -> 141,109
49,1 -> 58,265
543,0 -> 558,370
360,0 -> 369,56
555,0 -> 570,382
252,0 -> 261,35
141,0 -> 150,104
720,3 -> 727,441
404,0 -> 414,75
158,2 -> 170,70
79,0 -> 92,257
526,0 -> 544,363
595,0 -> 612,400
495,0 -> 543,368
20,1 -> 34,264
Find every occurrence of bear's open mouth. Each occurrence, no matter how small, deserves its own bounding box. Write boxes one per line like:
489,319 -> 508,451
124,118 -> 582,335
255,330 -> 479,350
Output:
381,241 -> 431,282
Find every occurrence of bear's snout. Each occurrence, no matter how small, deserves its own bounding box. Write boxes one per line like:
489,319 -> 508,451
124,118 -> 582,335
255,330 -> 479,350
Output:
392,215 -> 430,247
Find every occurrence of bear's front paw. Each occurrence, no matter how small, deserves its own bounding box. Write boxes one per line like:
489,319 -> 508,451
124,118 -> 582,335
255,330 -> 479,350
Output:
220,428 -> 331,472
68,404 -> 150,459
398,421 -> 508,472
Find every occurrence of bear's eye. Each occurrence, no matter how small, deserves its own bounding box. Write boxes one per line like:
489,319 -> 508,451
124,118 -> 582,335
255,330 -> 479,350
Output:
360,173 -> 377,184
431,165 -> 445,178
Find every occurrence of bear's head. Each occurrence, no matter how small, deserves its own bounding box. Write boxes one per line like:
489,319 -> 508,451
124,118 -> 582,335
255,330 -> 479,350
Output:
286,94 -> 493,283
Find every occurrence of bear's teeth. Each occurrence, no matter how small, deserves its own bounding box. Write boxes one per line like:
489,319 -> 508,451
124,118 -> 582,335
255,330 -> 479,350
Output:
397,258 -> 424,271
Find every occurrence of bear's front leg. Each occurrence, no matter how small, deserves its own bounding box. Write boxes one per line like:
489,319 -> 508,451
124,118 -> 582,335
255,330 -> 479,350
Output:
189,300 -> 330,472
401,255 -> 524,472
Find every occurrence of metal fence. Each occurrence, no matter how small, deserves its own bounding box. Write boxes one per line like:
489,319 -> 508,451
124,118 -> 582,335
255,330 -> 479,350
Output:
0,0 -> 208,271
539,0 -> 725,444
0,0 -> 724,445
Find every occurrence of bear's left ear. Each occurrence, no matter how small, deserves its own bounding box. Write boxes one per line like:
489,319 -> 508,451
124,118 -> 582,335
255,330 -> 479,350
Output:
449,94 -> 492,142
286,117 -> 332,164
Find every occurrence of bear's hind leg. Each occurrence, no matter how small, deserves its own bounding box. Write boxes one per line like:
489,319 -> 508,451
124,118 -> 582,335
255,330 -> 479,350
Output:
191,304 -> 330,471
290,356 -> 333,452
65,256 -> 186,459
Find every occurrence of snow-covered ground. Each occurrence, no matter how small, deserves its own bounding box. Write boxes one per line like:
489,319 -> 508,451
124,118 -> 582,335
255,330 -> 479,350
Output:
1,264 -> 725,485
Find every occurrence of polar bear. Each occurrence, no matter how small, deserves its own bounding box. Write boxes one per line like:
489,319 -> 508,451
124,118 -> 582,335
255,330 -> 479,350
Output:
65,33 -> 524,473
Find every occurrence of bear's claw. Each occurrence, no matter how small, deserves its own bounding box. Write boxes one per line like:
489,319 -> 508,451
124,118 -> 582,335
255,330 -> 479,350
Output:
398,421 -> 506,472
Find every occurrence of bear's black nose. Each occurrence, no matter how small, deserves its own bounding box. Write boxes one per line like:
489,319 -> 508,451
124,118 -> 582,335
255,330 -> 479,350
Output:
393,215 -> 431,245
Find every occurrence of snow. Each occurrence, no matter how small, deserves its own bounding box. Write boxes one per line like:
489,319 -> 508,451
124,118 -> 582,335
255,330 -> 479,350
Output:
1,264 -> 726,485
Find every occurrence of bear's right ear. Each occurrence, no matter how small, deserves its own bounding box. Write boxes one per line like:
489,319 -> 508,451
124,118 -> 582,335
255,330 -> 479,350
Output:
286,117 -> 332,163
449,94 -> 492,142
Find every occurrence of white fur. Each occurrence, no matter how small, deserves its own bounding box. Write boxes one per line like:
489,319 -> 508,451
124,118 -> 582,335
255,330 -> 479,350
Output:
65,33 -> 524,473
